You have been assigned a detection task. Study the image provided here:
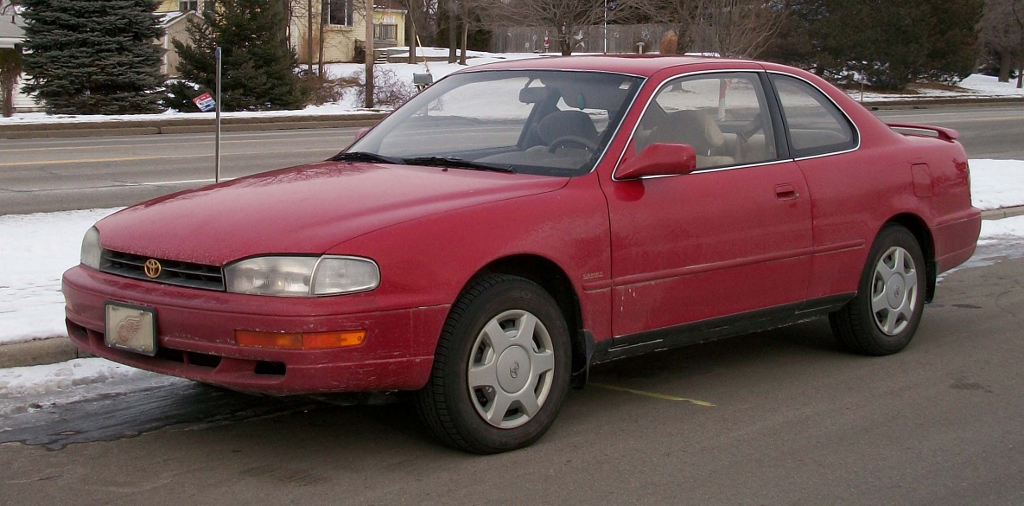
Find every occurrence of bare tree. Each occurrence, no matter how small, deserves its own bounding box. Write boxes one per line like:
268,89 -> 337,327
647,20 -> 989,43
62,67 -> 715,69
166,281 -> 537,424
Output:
1,0 -> 22,117
693,0 -> 785,58
481,0 -> 606,56
1012,0 -> 1024,87
980,0 -> 1024,85
630,0 -> 701,53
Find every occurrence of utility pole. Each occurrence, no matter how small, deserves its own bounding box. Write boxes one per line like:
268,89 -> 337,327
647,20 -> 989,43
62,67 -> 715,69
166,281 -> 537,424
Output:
307,0 -> 314,74
365,0 -> 374,108
215,47 -> 222,184
603,0 -> 607,54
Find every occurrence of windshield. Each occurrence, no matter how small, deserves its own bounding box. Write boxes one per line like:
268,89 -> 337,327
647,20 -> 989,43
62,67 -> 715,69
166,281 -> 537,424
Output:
347,70 -> 644,177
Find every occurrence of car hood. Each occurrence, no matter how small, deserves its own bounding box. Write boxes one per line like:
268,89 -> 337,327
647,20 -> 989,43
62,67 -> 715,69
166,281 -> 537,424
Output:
97,161 -> 569,266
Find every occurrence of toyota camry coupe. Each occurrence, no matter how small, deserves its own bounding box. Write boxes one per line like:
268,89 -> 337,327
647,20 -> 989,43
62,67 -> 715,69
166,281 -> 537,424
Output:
62,56 -> 981,453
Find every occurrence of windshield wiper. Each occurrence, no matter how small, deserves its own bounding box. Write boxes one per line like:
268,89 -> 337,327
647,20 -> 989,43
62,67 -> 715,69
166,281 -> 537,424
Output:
402,156 -> 515,173
330,151 -> 403,164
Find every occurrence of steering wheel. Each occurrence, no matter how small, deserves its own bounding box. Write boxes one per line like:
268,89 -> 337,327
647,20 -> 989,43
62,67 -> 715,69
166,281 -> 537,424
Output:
548,135 -> 599,153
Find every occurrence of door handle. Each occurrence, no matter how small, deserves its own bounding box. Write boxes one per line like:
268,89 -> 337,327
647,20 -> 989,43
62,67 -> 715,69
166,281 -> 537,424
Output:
775,183 -> 799,201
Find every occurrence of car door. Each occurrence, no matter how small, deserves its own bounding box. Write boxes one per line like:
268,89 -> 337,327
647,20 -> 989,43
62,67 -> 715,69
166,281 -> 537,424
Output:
767,73 -> 866,301
603,71 -> 813,341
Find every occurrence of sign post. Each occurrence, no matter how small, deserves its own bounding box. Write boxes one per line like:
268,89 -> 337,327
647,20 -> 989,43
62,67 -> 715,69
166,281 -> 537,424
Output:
215,46 -> 222,183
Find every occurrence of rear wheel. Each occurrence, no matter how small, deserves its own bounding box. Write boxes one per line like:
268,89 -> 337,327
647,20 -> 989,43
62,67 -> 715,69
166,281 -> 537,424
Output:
830,225 -> 926,356
416,275 -> 572,453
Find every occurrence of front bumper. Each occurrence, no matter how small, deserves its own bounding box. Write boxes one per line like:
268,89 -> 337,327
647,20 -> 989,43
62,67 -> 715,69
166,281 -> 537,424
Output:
62,265 -> 449,395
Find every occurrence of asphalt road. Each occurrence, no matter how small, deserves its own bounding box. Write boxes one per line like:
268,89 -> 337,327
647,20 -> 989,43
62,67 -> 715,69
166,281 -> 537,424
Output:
1,103 -> 1022,214
1,249 -> 1022,505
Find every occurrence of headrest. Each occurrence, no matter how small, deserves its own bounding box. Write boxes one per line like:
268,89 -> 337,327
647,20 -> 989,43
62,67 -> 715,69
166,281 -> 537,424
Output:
537,110 -> 599,144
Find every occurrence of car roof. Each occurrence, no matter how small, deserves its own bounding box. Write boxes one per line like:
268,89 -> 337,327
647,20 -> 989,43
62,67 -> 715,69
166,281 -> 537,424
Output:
460,55 -> 756,78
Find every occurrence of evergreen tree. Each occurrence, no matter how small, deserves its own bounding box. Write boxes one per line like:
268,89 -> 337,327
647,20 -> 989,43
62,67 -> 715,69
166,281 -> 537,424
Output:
172,0 -> 307,111
20,0 -> 165,114
768,0 -> 984,90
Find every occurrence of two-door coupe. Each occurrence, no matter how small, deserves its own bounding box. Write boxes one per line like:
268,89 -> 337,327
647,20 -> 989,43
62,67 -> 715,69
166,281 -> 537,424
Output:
62,56 -> 981,453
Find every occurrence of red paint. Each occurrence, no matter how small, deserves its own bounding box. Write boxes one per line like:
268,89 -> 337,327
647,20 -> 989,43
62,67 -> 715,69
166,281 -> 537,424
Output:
62,57 -> 981,395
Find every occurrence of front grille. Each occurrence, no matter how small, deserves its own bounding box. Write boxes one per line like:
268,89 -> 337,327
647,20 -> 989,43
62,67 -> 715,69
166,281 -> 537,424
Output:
101,250 -> 225,291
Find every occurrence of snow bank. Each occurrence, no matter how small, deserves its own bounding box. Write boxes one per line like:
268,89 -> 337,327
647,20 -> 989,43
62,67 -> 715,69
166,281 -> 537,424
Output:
0,208 -> 122,345
968,159 -> 1024,211
0,357 -> 185,418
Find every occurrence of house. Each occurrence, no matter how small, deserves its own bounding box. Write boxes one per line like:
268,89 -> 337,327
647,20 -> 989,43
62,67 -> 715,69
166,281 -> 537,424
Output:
158,0 -> 405,68
0,7 -> 40,112
157,11 -> 201,76
290,0 -> 406,64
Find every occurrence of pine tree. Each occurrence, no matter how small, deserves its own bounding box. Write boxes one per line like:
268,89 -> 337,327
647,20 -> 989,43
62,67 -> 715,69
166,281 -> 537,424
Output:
172,0 -> 307,111
20,0 -> 166,115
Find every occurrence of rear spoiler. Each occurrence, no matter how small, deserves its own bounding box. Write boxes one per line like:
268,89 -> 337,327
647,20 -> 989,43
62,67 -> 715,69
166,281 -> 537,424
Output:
887,123 -> 959,142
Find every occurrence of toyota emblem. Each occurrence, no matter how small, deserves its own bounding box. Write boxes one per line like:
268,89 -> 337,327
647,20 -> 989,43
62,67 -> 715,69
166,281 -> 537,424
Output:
143,259 -> 162,279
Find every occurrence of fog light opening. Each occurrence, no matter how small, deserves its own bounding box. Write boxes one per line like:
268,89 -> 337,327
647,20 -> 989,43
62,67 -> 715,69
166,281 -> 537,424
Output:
254,361 -> 286,376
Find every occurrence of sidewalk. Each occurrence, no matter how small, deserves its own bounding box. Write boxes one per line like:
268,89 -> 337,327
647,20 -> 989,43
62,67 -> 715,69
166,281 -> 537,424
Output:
1,204 -> 1022,370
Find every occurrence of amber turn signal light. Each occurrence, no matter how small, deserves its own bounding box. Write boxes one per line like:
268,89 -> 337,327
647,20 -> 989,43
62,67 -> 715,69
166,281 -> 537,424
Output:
235,330 -> 366,350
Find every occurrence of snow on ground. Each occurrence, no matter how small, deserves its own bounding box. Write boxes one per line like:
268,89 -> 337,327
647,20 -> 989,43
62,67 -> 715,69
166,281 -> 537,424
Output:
845,74 -> 1024,103
0,208 -> 122,344
968,160 -> 1024,211
0,358 -> 186,418
4,47 -> 1019,124
0,50 -> 547,124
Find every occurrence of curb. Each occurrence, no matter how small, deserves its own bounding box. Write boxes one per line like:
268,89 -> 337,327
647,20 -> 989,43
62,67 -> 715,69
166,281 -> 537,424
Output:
980,205 -> 1024,220
0,112 -> 390,140
0,337 -> 91,369
855,96 -> 1024,110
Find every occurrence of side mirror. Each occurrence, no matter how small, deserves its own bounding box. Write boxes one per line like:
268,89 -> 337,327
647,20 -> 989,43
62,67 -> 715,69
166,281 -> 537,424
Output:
354,127 -> 371,141
616,143 -> 697,180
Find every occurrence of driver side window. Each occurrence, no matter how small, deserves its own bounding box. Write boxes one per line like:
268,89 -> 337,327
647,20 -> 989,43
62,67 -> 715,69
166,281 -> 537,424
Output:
635,72 -> 777,170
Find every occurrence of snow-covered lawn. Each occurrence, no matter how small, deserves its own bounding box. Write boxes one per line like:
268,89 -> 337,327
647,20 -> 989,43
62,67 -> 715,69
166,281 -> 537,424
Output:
0,159 -> 1021,348
3,47 -> 1020,125
0,50 -> 547,125
846,74 -> 1024,104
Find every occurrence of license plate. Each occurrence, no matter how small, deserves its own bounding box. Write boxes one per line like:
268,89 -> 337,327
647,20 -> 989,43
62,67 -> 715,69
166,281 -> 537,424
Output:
105,302 -> 157,356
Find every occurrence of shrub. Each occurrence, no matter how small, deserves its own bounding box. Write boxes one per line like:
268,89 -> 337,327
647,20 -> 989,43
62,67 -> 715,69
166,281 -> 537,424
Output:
350,67 -> 415,108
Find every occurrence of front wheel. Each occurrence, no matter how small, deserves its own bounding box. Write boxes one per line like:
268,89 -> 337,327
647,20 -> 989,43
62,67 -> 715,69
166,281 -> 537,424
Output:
830,225 -> 926,355
416,275 -> 572,453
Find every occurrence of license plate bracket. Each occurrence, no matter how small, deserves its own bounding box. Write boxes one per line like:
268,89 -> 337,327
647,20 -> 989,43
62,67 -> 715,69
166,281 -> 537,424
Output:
104,302 -> 158,356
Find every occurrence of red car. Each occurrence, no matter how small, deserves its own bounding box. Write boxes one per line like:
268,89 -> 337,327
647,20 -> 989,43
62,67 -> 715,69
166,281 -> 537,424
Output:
63,56 -> 981,453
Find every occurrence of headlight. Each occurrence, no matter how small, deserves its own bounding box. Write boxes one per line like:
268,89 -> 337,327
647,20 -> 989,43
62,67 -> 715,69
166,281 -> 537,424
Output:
81,227 -> 102,270
224,255 -> 380,297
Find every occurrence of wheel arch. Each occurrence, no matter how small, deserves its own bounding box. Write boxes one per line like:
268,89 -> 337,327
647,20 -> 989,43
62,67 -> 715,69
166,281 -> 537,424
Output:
884,213 -> 937,302
459,254 -> 591,387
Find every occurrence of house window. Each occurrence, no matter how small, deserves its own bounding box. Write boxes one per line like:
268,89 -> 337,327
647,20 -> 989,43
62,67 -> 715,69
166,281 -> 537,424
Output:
374,24 -> 398,41
326,0 -> 353,27
178,0 -> 198,11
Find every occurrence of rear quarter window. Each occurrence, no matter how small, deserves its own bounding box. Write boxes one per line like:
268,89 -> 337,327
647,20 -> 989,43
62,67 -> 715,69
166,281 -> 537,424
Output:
771,74 -> 857,158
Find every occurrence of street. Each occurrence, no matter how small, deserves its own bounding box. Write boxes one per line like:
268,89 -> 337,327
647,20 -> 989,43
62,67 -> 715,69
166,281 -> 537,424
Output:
1,249 -> 1022,505
1,103 -> 1023,214
1,102 -> 1023,505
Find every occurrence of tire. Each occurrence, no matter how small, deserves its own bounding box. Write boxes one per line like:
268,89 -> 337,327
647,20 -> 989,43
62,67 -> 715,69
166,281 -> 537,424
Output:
415,274 -> 572,454
830,224 -> 927,356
